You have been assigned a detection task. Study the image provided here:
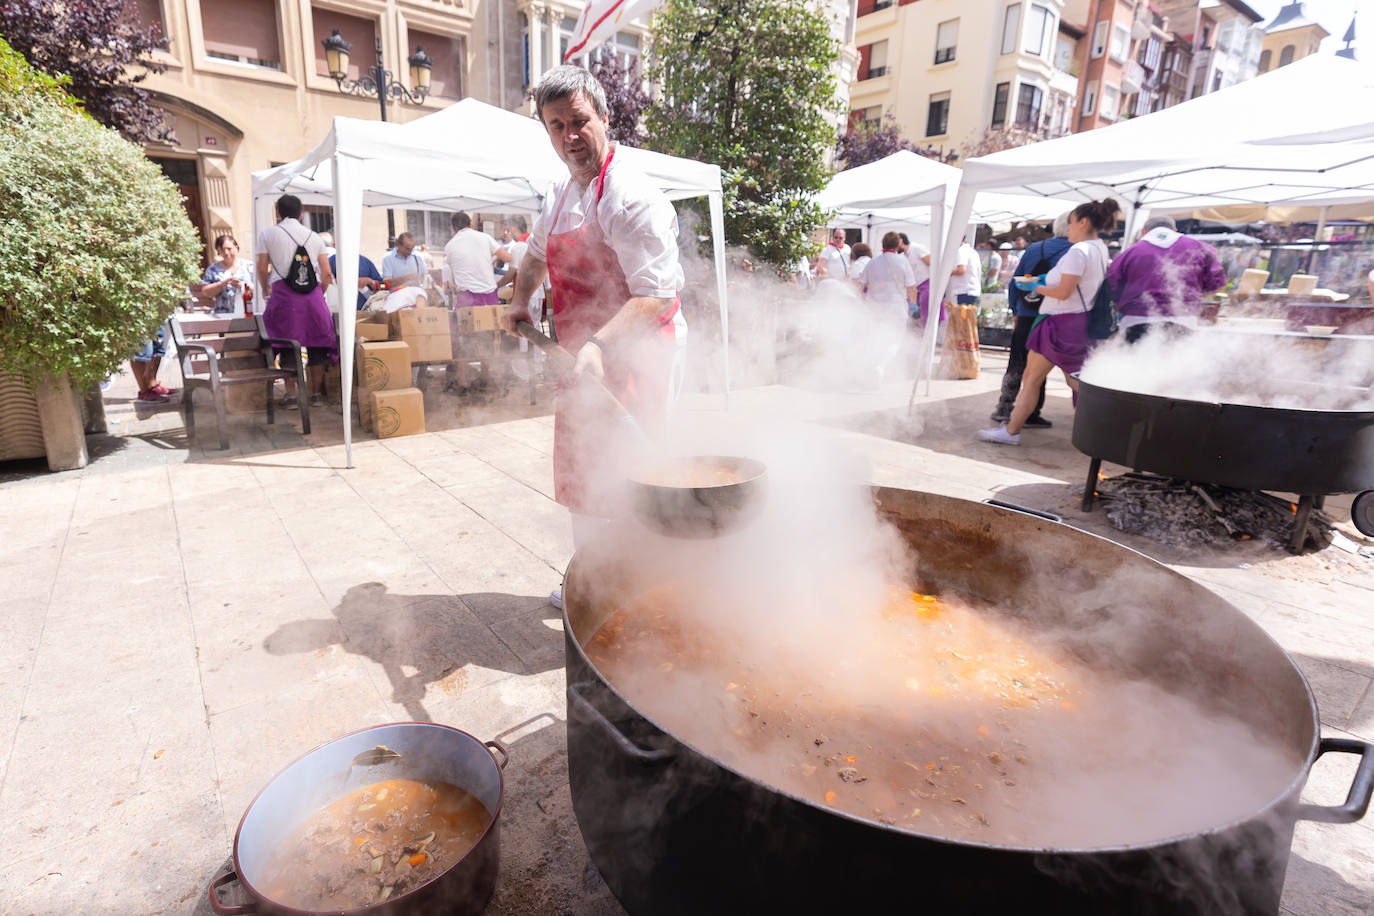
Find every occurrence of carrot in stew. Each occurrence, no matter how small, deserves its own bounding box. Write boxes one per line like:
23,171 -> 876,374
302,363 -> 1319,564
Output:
408,853 -> 427,867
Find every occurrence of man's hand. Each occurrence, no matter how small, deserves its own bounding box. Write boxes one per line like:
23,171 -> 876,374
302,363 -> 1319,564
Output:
499,303 -> 532,337
571,341 -> 605,383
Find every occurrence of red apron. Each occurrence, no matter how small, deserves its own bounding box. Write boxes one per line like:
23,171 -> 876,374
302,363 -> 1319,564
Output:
545,145 -> 680,513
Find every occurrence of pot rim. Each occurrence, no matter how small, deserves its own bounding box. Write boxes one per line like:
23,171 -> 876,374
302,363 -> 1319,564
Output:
230,721 -> 505,915
1076,375 -> 1374,418
627,455 -> 769,491
564,492 -> 1323,857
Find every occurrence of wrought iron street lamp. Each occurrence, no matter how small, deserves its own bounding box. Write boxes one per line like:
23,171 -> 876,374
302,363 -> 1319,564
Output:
322,31 -> 434,245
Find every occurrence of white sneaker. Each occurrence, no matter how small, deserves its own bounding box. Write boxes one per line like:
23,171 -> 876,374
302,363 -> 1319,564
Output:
548,588 -> 564,610
977,425 -> 1021,446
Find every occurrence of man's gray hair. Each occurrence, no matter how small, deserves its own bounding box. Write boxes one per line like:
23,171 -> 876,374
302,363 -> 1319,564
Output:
1052,211 -> 1071,238
534,65 -> 608,122
1142,216 -> 1177,233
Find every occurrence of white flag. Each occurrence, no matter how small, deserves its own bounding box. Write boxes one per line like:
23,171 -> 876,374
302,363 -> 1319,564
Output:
563,0 -> 662,63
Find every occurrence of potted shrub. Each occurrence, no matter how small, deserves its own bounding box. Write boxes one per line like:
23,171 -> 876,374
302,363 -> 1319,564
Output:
0,38 -> 199,469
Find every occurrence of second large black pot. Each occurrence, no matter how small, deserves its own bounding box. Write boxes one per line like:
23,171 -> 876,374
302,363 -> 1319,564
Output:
563,487 -> 1373,916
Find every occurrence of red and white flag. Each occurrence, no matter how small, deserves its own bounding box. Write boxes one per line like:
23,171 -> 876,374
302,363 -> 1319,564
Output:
563,0 -> 662,63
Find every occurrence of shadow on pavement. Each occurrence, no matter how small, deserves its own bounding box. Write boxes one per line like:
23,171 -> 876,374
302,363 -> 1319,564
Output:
264,583 -> 563,722
191,713 -> 626,916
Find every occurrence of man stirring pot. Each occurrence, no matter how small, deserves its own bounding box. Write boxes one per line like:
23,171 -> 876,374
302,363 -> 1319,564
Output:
500,65 -> 688,608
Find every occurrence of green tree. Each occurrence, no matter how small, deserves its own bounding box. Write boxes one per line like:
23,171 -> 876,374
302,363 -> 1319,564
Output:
645,0 -> 842,272
0,37 -> 199,388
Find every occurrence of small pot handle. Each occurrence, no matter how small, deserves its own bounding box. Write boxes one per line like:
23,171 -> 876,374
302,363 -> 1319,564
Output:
485,738 -> 510,771
1297,737 -> 1374,824
982,498 -> 1063,524
208,870 -> 257,915
567,681 -> 674,764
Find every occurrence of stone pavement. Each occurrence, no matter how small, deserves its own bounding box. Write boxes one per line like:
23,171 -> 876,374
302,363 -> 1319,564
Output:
1,348 -> 1370,915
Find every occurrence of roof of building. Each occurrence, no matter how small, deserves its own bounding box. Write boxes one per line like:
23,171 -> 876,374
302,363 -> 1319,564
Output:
1265,1 -> 1330,36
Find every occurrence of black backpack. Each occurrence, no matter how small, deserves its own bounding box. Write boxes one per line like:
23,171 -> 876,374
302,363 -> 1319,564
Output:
278,226 -> 319,294
1081,247 -> 1117,340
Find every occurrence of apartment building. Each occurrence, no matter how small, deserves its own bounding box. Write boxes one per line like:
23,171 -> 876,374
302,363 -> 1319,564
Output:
1155,0 -> 1263,98
1258,1 -> 1328,73
127,0 -> 648,258
848,0 -> 1077,158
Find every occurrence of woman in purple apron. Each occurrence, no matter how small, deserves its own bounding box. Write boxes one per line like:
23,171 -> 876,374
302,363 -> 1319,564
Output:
255,195 -> 338,408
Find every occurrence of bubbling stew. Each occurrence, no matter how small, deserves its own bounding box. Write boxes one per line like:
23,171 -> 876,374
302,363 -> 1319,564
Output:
633,457 -> 749,489
586,584 -> 1298,848
256,778 -> 490,910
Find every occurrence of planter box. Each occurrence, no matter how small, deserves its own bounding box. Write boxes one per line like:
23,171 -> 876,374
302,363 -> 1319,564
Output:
978,326 -> 1014,349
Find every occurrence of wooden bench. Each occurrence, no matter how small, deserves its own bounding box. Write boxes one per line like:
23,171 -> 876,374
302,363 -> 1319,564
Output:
166,314 -> 311,450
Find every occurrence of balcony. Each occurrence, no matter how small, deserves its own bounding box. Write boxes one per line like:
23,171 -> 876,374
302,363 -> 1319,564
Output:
1120,60 -> 1145,95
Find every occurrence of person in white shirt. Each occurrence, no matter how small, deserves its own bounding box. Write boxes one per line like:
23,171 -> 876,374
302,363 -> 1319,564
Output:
498,65 -> 688,609
979,198 -> 1121,446
443,213 -> 510,308
899,232 -> 931,321
947,240 -> 983,306
846,242 -> 873,288
858,232 -> 918,388
816,228 -> 850,279
998,242 -> 1019,286
254,194 -> 336,408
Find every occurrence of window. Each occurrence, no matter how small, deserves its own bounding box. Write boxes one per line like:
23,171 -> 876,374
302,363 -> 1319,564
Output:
1091,21 -> 1108,57
559,17 -> 575,62
304,205 -> 333,235
990,82 -> 1010,129
1014,83 -> 1043,128
1110,24 -> 1130,62
128,0 -> 163,32
868,39 -> 888,78
1024,5 -> 1052,57
1001,3 -> 1021,55
1082,79 -> 1098,115
311,8 -> 375,80
409,29 -> 464,98
934,19 -> 958,64
405,211 -> 450,248
1100,84 -> 1119,120
852,105 -> 882,128
203,0 -> 282,70
926,91 -> 950,137
1258,49 -> 1271,72
1054,35 -> 1073,71
1279,44 -> 1295,67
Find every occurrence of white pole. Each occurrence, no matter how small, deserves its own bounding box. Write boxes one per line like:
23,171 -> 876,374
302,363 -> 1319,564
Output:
332,151 -> 363,469
708,190 -> 730,400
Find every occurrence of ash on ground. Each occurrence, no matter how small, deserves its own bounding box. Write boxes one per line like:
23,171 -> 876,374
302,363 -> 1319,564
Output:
1090,474 -> 1331,551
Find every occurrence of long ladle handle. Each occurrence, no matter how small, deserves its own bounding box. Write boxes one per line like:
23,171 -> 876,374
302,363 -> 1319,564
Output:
514,320 -> 640,429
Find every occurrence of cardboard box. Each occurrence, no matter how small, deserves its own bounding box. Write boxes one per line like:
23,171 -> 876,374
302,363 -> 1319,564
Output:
458,305 -> 504,333
356,340 -> 411,391
389,307 -> 452,363
356,315 -> 391,342
366,387 -> 424,438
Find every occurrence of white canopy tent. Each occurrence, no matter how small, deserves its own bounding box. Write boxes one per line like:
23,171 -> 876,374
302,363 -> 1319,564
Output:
928,53 -> 1374,396
251,99 -> 730,468
816,150 -> 1076,396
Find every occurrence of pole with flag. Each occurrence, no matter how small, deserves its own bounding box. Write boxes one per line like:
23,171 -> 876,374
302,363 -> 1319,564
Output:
564,0 -> 663,63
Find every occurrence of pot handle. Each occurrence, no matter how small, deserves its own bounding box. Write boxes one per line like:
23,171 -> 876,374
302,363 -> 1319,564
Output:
982,498 -> 1063,524
567,681 -> 674,764
207,870 -> 257,915
485,738 -> 510,770
1297,737 -> 1374,824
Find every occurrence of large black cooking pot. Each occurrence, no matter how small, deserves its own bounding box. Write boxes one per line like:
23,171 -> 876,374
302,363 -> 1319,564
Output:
562,487 -> 1373,916
1072,376 -> 1374,496
208,723 -> 507,916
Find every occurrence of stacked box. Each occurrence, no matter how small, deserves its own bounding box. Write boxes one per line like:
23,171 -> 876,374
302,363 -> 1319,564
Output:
457,305 -> 504,333
356,314 -> 391,342
355,340 -> 412,432
366,388 -> 425,439
389,307 -> 452,363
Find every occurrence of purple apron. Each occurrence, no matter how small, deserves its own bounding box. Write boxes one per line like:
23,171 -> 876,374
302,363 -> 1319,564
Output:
264,279 -> 338,351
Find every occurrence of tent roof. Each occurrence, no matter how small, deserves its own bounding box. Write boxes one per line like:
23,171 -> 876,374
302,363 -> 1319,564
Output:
817,150 -> 1076,224
955,55 -> 1374,218
252,98 -> 721,212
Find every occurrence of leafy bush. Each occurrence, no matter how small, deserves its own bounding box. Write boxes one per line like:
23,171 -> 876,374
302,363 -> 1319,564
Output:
0,37 -> 199,387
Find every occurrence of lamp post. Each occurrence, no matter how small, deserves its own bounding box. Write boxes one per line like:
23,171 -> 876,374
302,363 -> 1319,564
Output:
322,31 -> 433,246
